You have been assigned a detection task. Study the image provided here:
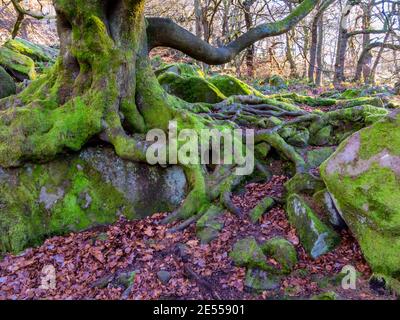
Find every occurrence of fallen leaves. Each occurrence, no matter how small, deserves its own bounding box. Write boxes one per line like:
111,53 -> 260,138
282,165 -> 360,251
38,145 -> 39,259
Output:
0,176 -> 391,300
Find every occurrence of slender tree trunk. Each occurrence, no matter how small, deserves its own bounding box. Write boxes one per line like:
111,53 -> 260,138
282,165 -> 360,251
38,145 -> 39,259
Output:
302,26 -> 310,78
315,13 -> 324,86
194,0 -> 203,39
361,1 -> 373,82
308,9 -> 319,82
334,1 -> 353,86
286,31 -> 298,78
243,0 -> 256,77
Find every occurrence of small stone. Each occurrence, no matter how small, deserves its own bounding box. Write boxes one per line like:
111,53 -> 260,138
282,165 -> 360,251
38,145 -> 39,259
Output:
157,270 -> 171,284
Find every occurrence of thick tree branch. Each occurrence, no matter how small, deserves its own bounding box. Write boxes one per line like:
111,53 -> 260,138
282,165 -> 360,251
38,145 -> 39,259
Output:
354,41 -> 400,81
147,0 -> 319,65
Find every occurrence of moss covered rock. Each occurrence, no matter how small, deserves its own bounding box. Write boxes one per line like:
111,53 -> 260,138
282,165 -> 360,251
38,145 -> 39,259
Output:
0,46 -> 36,81
155,63 -> 205,78
158,72 -> 226,103
287,129 -> 310,147
312,189 -> 347,229
0,146 -> 187,253
309,125 -> 333,146
306,147 -> 336,169
0,66 -> 16,99
284,173 -> 325,195
268,75 -> 288,89
230,237 -> 273,271
196,205 -> 224,244
262,237 -> 297,274
286,194 -> 340,259
249,196 -> 274,223
321,110 -> 400,278
208,74 -> 264,97
4,38 -> 58,63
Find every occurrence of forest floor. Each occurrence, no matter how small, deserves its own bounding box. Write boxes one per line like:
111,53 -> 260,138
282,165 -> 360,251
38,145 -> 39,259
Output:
0,173 -> 395,300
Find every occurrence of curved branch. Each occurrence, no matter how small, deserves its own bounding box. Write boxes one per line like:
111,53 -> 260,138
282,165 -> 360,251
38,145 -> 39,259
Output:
10,0 -> 51,20
354,42 -> 400,81
147,0 -> 318,65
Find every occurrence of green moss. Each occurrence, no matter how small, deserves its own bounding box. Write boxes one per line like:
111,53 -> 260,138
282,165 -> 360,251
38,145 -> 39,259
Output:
269,75 -> 287,89
359,113 -> 400,159
4,38 -> 57,63
0,46 -> 37,80
254,142 -> 271,159
309,125 -> 332,146
0,156 -> 135,253
274,93 -> 337,107
322,164 -> 400,276
209,74 -> 264,97
249,196 -> 274,223
155,63 -> 205,78
321,113 -> 400,278
306,147 -> 335,169
158,72 -> 227,103
340,88 -> 362,99
285,173 -> 325,195
310,291 -> 338,300
0,66 -> 16,99
286,194 -> 340,259
287,129 -> 309,147
230,237 -> 273,271
261,237 -> 297,274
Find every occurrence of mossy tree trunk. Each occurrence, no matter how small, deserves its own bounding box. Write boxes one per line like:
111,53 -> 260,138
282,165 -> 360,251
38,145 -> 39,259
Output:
4,0 -> 363,225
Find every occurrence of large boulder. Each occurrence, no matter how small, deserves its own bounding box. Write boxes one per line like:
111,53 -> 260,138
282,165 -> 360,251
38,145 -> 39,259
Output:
0,146 -> 187,253
321,110 -> 400,278
0,66 -> 16,99
158,72 -> 226,103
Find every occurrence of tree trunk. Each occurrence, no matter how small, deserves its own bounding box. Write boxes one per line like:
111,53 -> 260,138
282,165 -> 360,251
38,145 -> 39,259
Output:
0,0 -> 174,167
308,10 -> 319,82
334,2 -> 353,86
361,1 -> 373,82
243,0 -> 255,78
315,13 -> 324,86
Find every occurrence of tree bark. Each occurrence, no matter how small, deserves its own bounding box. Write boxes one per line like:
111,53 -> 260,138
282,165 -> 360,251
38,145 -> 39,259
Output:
333,1 -> 353,86
315,12 -> 324,86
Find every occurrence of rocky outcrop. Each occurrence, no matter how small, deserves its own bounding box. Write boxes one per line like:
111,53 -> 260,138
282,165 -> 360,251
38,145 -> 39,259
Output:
0,146 -> 187,253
